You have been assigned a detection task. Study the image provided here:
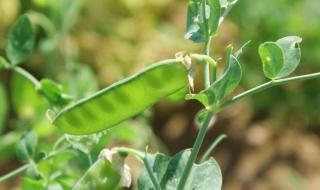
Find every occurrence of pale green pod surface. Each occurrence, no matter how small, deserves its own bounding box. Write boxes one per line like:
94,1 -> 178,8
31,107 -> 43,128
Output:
53,59 -> 188,135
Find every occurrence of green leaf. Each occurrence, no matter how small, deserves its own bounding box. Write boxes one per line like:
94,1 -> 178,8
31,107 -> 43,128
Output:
40,79 -> 73,107
185,0 -> 221,43
26,165 -> 43,180
276,36 -> 302,78
16,131 -> 38,163
259,36 -> 302,80
138,153 -> 171,189
259,42 -> 284,80
22,177 -> 46,190
0,83 -> 8,134
34,152 -> 47,163
186,54 -> 242,107
11,73 -> 48,119
0,56 -> 10,69
6,14 -> 35,65
73,158 -> 121,190
137,150 -> 222,190
208,0 -> 221,36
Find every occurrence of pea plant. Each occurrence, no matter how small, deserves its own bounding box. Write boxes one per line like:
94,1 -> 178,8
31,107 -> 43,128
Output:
1,0 -> 320,189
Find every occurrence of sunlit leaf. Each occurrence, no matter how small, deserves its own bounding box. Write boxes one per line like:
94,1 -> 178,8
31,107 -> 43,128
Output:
6,14 -> 34,65
276,36 -> 302,78
259,42 -> 284,80
259,36 -> 302,80
22,177 -> 46,190
186,54 -> 242,107
138,150 -> 222,190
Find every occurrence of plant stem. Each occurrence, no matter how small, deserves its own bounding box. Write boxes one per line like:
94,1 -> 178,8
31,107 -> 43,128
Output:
177,111 -> 214,190
220,72 -> 320,110
204,37 -> 213,88
200,0 -> 212,89
12,67 -> 41,89
0,164 -> 30,183
53,136 -> 66,151
190,54 -> 217,82
200,134 -> 227,163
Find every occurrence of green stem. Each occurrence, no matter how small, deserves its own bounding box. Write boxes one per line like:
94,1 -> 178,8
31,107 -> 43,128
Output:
200,134 -> 227,163
201,0 -> 212,89
53,136 -> 66,151
29,11 -> 56,37
12,67 -> 41,89
220,72 -> 320,110
204,37 -> 213,87
0,164 -> 30,183
190,54 -> 217,82
177,111 -> 214,190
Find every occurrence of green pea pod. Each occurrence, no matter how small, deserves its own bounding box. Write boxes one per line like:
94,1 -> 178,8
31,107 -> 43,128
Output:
53,59 -> 188,135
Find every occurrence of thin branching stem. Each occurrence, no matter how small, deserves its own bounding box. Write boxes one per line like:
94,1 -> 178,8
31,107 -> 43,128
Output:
204,37 -> 212,88
0,164 -> 30,183
200,134 -> 227,163
12,67 -> 41,89
201,0 -> 212,89
220,72 -> 320,110
0,143 -> 73,183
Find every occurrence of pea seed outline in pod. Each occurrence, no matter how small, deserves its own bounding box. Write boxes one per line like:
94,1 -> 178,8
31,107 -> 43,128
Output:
53,59 -> 189,135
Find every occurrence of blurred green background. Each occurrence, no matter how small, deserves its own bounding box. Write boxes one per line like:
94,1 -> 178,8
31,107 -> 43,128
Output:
0,0 -> 320,189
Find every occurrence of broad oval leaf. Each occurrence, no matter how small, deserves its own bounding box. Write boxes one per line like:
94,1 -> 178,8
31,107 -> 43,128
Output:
137,150 -> 222,190
259,42 -> 284,80
6,14 -> 35,65
16,131 -> 38,163
53,60 -> 188,135
276,36 -> 302,78
185,0 -> 221,43
186,55 -> 242,107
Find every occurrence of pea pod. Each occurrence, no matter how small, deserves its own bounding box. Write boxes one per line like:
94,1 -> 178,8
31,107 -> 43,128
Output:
53,59 -> 188,135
